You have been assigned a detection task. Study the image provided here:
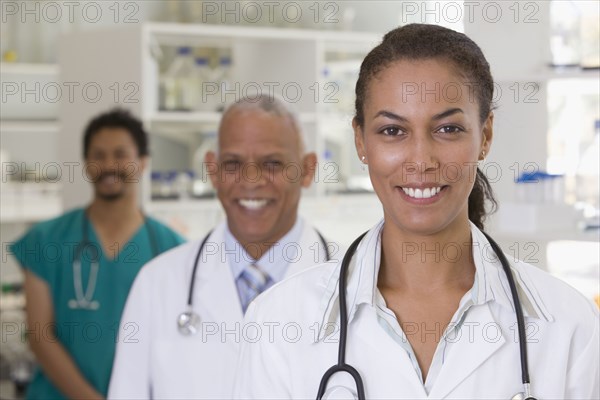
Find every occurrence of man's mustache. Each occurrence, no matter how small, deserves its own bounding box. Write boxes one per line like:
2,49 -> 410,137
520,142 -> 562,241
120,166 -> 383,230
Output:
90,171 -> 129,183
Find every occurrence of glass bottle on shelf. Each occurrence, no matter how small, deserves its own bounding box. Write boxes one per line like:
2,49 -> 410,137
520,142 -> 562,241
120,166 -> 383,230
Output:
160,47 -> 196,111
549,0 -> 581,67
576,120 -> 600,227
215,56 -> 232,112
192,133 -> 217,198
164,0 -> 183,22
192,56 -> 211,112
579,1 -> 600,69
176,170 -> 194,200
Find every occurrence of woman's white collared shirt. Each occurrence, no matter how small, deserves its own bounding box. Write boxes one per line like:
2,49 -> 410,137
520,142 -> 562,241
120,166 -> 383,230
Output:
234,220 -> 599,399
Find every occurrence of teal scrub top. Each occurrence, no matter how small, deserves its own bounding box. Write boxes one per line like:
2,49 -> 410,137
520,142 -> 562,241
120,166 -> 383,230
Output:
9,208 -> 185,399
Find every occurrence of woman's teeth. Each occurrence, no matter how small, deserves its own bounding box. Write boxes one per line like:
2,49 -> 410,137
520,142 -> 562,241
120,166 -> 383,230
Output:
238,199 -> 268,210
402,187 -> 442,199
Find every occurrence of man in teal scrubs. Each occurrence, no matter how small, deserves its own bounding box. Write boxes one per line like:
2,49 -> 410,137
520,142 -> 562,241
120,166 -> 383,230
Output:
9,109 -> 185,399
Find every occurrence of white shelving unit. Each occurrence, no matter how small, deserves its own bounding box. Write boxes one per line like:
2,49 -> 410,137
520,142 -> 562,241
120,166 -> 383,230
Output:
1,62 -> 63,288
0,120 -> 59,135
0,62 -> 59,75
58,23 -> 379,235
0,62 -> 62,225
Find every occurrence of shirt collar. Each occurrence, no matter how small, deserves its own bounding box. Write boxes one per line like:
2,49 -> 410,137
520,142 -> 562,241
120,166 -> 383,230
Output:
225,217 -> 304,283
315,219 -> 553,342
470,224 -> 554,322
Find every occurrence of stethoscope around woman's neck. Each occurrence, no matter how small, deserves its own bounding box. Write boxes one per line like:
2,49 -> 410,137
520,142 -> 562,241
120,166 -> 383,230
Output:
316,230 -> 537,400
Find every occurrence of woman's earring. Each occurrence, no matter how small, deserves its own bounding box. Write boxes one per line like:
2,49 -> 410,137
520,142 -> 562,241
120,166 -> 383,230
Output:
361,156 -> 367,171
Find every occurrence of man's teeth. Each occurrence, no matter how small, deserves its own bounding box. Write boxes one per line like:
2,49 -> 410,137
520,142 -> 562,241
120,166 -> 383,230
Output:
402,187 -> 442,199
238,199 -> 268,210
101,175 -> 118,183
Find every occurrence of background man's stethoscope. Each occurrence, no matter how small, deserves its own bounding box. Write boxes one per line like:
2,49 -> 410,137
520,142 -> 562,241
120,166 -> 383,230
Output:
177,229 -> 332,336
316,231 -> 538,400
69,212 -> 159,310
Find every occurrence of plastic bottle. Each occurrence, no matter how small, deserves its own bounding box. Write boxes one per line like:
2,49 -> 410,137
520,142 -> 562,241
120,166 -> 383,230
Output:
191,56 -> 211,111
150,171 -> 163,200
176,170 -> 194,200
549,0 -> 581,67
165,171 -> 180,199
160,47 -> 196,111
216,56 -> 232,112
576,120 -> 600,223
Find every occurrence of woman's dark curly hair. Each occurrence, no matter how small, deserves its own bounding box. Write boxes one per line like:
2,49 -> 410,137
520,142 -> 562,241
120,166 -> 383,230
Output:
354,24 -> 497,230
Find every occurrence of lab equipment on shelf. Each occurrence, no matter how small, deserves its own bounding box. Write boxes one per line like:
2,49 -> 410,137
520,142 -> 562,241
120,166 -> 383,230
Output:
0,282 -> 33,398
151,170 -> 214,201
160,47 -> 196,111
515,171 -> 565,205
176,170 -> 194,200
151,171 -> 179,200
576,120 -> 600,228
192,57 -> 211,111
158,47 -> 234,113
549,0 -> 581,67
495,171 -> 578,234
214,56 -> 232,112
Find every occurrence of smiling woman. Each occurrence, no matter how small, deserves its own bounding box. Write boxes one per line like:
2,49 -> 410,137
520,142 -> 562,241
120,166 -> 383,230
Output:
234,24 -> 599,400
354,58 -> 493,238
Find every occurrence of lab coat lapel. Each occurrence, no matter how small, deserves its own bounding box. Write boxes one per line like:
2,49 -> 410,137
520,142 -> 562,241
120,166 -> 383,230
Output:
286,224 -> 323,277
428,303 -> 506,399
193,224 -> 244,323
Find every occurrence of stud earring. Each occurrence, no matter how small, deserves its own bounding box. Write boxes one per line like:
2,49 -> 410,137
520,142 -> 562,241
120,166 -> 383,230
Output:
361,156 -> 366,163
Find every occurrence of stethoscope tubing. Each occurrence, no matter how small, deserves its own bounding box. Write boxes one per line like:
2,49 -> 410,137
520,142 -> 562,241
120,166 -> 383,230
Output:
71,210 -> 159,308
317,231 -> 367,400
482,231 -> 531,386
76,210 -> 159,262
317,230 -> 534,400
185,229 -> 331,309
186,230 -> 214,307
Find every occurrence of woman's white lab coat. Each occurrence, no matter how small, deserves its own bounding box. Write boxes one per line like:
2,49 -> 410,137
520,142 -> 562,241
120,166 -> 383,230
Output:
108,221 -> 333,399
234,220 -> 599,399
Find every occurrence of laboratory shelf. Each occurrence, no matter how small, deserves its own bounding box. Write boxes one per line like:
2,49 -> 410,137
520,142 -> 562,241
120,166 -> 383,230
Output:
495,67 -> 600,83
0,62 -> 59,76
149,111 -> 222,124
145,22 -> 379,48
0,120 -> 59,134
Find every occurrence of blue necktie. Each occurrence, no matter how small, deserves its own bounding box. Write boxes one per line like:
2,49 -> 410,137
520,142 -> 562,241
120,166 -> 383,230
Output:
238,263 -> 271,313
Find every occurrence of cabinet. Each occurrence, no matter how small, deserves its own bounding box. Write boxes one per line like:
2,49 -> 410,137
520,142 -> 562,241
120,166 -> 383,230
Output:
1,62 -> 63,285
58,23 -> 379,237
0,63 -> 62,224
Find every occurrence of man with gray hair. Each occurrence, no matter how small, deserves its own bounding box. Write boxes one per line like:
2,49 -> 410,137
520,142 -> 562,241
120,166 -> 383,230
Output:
108,94 -> 335,399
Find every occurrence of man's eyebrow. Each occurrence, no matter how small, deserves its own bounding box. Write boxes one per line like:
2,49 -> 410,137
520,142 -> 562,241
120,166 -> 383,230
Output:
261,153 -> 285,158
218,152 -> 240,159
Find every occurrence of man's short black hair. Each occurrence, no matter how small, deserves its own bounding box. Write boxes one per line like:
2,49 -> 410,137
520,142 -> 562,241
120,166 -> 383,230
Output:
83,108 -> 149,158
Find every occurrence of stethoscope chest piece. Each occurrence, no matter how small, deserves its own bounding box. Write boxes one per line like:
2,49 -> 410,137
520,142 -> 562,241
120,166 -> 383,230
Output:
322,386 -> 357,400
68,298 -> 99,310
512,393 -> 537,400
177,310 -> 201,336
